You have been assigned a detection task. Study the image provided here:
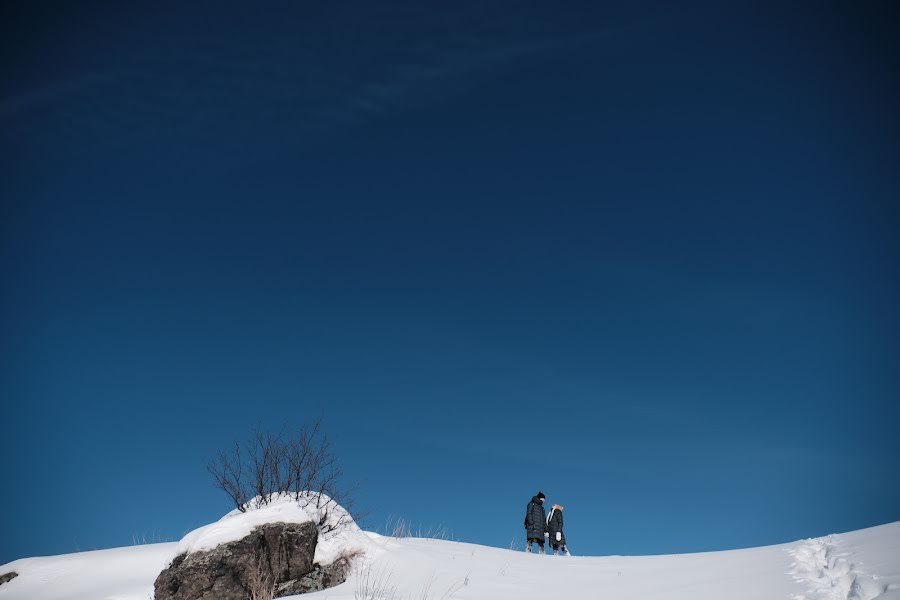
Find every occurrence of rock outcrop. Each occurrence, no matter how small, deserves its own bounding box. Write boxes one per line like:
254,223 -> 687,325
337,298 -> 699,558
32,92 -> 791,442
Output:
0,571 -> 18,586
274,555 -> 354,596
154,521 -> 350,600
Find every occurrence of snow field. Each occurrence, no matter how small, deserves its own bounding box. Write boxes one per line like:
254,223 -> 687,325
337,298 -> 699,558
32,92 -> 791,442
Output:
1,515 -> 898,600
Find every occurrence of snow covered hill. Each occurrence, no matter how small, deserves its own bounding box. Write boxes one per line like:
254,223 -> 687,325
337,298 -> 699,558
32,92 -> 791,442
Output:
2,521 -> 898,600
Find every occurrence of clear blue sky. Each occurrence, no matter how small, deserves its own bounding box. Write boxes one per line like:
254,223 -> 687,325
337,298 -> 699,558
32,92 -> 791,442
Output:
2,1 -> 899,565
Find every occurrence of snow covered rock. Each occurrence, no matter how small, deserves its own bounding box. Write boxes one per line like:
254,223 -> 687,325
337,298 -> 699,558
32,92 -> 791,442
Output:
154,521 -> 319,600
154,494 -> 367,600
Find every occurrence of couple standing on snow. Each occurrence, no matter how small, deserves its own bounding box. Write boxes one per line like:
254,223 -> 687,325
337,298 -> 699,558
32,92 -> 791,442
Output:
524,491 -> 569,556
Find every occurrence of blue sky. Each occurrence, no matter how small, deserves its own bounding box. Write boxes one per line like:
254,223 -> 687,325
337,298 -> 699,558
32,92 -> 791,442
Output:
2,1 -> 899,564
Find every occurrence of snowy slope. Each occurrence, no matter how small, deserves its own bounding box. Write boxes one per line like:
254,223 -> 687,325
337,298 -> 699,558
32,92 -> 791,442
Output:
2,522 -> 898,600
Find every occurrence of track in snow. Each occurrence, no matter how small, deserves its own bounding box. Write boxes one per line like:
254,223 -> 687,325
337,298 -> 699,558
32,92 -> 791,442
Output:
789,535 -> 887,600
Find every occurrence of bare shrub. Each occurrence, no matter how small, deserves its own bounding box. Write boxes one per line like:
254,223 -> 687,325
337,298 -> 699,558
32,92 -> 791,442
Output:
207,419 -> 357,535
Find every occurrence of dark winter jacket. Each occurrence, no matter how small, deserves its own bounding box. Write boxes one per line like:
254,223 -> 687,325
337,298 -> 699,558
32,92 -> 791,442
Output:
546,505 -> 566,545
524,496 -> 548,540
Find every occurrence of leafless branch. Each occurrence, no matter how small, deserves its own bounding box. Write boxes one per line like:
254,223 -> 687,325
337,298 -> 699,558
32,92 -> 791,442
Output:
207,419 -> 357,534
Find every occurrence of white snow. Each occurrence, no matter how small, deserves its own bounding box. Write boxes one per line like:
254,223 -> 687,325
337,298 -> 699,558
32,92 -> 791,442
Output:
175,498 -> 313,556
2,517 -> 898,600
788,524 -> 900,600
173,493 -> 373,565
0,543 -> 176,600
327,522 -> 899,600
173,493 -> 369,564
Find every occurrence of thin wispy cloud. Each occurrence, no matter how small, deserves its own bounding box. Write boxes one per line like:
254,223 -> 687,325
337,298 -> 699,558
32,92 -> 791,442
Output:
2,11 -> 620,149
315,29 -> 618,127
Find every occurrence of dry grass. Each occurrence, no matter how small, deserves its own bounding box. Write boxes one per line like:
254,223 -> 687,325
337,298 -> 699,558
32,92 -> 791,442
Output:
383,516 -> 453,541
353,565 -> 463,600
354,565 -> 399,600
246,551 -> 275,600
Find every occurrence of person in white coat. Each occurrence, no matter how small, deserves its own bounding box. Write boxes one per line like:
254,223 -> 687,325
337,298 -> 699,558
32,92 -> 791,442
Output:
546,504 -> 570,556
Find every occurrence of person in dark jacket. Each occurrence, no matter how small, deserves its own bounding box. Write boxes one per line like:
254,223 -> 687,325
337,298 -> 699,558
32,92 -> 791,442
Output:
524,491 -> 548,553
546,504 -> 570,556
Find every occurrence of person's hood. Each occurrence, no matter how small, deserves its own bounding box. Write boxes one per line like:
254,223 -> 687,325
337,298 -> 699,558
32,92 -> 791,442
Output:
552,504 -> 564,510
531,495 -> 544,504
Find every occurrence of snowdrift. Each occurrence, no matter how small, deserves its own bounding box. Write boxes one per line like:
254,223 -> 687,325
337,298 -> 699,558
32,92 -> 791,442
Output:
1,517 -> 898,600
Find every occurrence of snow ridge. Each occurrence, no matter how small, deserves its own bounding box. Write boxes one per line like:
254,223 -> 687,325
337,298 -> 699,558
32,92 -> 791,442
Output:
789,535 -> 886,600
